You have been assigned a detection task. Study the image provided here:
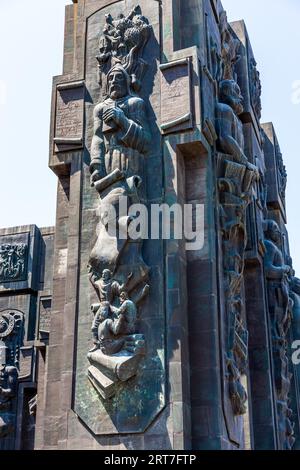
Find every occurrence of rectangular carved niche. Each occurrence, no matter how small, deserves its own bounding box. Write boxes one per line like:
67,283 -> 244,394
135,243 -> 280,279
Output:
54,81 -> 85,153
160,58 -> 193,134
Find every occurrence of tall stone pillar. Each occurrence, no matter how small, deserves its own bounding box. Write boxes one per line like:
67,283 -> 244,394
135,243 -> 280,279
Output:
39,0 -> 300,450
42,0 -> 246,450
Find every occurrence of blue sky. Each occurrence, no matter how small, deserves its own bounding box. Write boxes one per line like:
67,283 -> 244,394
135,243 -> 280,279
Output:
0,0 -> 299,272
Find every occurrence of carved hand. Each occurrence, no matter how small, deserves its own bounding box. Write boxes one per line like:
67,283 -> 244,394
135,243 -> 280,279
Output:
142,284 -> 150,297
103,107 -> 129,131
90,303 -> 101,314
246,161 -> 259,175
90,169 -> 102,187
284,265 -> 293,276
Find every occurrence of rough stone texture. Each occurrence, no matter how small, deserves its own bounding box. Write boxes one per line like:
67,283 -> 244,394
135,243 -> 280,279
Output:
1,0 -> 300,451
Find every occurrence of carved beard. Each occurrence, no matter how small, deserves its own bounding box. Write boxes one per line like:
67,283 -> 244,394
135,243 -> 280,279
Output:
109,88 -> 122,100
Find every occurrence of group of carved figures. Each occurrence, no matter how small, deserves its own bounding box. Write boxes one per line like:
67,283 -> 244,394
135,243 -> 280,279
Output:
216,77 -> 258,416
214,10 -> 259,417
214,10 -> 297,448
88,269 -> 148,357
86,4 -> 298,447
0,244 -> 27,282
264,220 -> 299,449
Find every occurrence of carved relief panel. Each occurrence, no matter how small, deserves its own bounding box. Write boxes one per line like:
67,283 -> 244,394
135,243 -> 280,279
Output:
0,232 -> 30,290
0,244 -> 27,283
74,1 -> 165,436
160,58 -> 193,134
54,81 -> 85,153
215,12 -> 258,441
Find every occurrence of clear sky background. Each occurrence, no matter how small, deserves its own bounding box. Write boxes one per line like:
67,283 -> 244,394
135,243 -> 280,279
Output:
0,0 -> 299,272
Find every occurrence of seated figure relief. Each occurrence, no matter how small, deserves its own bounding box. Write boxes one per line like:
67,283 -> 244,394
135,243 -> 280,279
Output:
264,220 -> 292,340
216,80 -> 257,174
